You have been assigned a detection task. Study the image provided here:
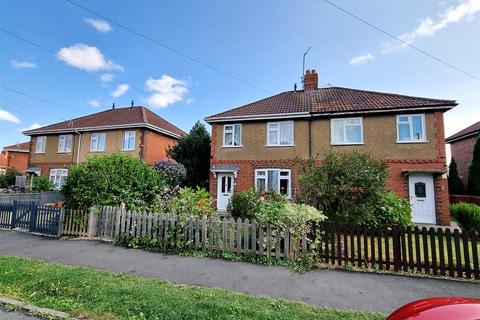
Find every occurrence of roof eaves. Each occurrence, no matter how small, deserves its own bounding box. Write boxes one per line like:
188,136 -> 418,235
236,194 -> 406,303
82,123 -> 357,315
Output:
205,112 -> 311,123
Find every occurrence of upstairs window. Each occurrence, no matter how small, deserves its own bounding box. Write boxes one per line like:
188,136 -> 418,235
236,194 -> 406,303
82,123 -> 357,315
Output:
331,118 -> 363,145
267,121 -> 293,146
35,136 -> 46,153
397,114 -> 426,142
58,135 -> 72,153
255,169 -> 291,198
223,124 -> 242,147
90,132 -> 106,152
123,131 -> 136,150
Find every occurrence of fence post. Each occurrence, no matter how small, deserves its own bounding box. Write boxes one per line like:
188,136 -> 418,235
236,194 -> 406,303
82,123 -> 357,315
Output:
11,200 -> 17,229
56,207 -> 65,237
392,225 -> 402,272
87,207 -> 97,239
114,203 -> 124,240
29,202 -> 37,232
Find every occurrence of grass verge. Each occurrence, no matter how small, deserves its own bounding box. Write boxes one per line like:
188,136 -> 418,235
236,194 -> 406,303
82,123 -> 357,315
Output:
0,256 -> 384,320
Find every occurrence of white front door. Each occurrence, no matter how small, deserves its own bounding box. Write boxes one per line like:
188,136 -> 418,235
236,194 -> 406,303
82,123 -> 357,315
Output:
217,173 -> 234,211
409,173 -> 436,224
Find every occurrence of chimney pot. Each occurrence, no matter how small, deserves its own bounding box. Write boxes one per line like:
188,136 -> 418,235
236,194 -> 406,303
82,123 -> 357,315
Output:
304,69 -> 318,91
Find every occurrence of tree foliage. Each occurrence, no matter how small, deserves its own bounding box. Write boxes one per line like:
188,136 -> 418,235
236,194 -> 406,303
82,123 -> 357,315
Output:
468,136 -> 480,196
448,157 -> 465,195
298,151 -> 410,226
153,160 -> 187,188
0,167 -> 21,188
31,176 -> 53,192
167,121 -> 211,189
62,153 -> 165,210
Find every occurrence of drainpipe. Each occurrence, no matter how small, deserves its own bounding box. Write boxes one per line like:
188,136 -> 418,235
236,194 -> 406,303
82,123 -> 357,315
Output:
75,130 -> 82,164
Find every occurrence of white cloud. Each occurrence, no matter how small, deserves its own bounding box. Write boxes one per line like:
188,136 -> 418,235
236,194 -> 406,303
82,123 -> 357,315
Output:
0,109 -> 20,124
88,100 -> 101,108
57,43 -> 124,72
145,75 -> 188,108
111,84 -> 129,97
382,0 -> 480,53
100,73 -> 114,82
186,98 -> 195,104
349,53 -> 375,65
10,60 -> 36,68
84,18 -> 112,33
21,123 -> 43,131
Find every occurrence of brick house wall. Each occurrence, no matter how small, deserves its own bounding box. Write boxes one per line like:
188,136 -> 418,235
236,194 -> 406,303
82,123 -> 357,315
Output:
450,134 -> 478,185
141,129 -> 178,165
1,150 -> 29,173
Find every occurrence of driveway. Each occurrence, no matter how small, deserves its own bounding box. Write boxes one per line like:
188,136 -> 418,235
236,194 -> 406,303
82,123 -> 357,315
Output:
0,230 -> 478,314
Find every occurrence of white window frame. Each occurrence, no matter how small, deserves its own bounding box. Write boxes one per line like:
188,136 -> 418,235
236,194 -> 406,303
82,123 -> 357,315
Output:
35,136 -> 46,154
222,124 -> 242,147
330,117 -> 364,145
122,131 -> 136,151
396,114 -> 427,143
254,168 -> 292,198
266,121 -> 294,146
57,135 -> 72,153
90,132 -> 106,152
49,168 -> 68,189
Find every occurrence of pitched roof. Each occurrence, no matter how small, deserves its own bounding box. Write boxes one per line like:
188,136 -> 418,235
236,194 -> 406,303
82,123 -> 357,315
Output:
446,121 -> 480,143
205,86 -> 457,122
23,106 -> 186,138
2,142 -> 30,152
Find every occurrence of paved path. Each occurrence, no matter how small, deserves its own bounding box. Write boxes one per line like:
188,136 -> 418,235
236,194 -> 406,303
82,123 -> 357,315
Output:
0,230 -> 478,314
0,308 -> 42,320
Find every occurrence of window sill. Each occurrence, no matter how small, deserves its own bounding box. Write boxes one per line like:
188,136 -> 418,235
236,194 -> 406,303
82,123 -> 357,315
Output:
34,152 -> 45,154
396,140 -> 429,144
122,149 -> 135,151
331,142 -> 364,146
57,151 -> 72,154
265,144 -> 295,148
89,150 -> 106,153
221,145 -> 243,148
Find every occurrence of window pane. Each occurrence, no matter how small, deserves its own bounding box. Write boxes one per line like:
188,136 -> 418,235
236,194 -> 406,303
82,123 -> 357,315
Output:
279,122 -> 292,145
279,178 -> 288,195
398,116 -> 408,122
65,135 -> 72,151
398,123 -> 410,141
267,170 -> 278,191
234,125 -> 241,146
90,134 -> 98,150
257,171 -> 266,176
224,125 -> 233,132
98,133 -> 105,150
256,178 -> 266,192
268,130 -> 278,145
224,132 -> 233,145
412,116 -> 424,140
346,125 -> 361,143
333,120 -> 344,143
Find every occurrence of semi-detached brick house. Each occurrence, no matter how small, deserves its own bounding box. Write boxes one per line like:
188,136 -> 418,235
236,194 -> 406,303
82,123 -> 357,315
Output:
205,69 -> 458,225
23,105 -> 185,189
0,141 -> 30,174
446,121 -> 480,186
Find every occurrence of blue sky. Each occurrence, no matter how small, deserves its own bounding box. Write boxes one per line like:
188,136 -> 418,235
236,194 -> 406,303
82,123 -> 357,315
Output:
1,0 -> 479,154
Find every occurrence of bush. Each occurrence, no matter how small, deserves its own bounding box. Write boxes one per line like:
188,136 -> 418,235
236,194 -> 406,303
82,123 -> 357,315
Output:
168,187 -> 214,218
0,167 -> 21,188
62,153 -> 165,210
31,176 -> 53,192
450,202 -> 480,232
153,160 -> 187,188
299,151 -> 388,225
227,189 -> 260,220
368,191 -> 412,227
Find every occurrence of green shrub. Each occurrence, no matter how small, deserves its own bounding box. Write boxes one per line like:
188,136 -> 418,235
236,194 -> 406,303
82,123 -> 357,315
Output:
227,189 -> 260,220
450,202 -> 480,232
168,187 -> 214,218
299,151 -> 388,225
0,167 -> 21,188
368,191 -> 412,227
153,160 -> 187,188
31,176 -> 53,192
62,153 -> 165,210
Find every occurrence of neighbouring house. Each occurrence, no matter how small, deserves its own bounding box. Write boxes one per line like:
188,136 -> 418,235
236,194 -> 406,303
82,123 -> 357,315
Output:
446,121 -> 480,186
0,142 -> 30,174
205,69 -> 458,225
23,105 -> 185,189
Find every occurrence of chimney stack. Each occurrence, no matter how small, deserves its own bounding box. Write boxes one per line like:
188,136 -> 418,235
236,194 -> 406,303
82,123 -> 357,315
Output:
303,69 -> 318,91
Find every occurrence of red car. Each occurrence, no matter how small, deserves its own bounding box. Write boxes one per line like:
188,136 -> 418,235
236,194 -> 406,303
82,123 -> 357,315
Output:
388,297 -> 480,320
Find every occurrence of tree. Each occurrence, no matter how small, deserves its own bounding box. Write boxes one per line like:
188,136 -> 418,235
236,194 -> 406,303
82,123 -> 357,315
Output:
468,136 -> 480,196
62,153 -> 165,210
448,157 -> 466,195
298,151 -> 392,225
0,167 -> 21,188
153,160 -> 187,188
167,121 -> 211,189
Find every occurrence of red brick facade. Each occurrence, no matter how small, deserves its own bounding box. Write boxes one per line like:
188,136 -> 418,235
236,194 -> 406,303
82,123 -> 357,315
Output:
141,129 -> 178,165
450,134 -> 478,185
0,150 -> 29,173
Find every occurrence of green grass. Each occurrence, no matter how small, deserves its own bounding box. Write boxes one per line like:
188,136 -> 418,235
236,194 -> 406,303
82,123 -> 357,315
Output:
0,256 -> 384,320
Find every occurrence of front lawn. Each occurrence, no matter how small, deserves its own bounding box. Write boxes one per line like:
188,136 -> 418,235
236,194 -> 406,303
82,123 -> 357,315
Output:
0,256 -> 384,320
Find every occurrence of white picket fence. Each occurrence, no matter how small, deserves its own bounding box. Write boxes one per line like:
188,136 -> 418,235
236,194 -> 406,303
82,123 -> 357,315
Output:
62,206 -> 310,260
